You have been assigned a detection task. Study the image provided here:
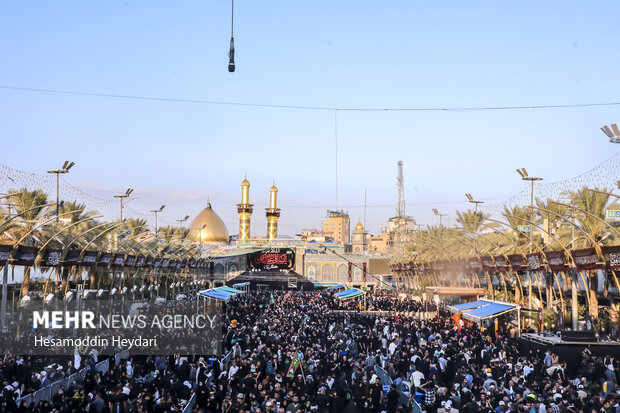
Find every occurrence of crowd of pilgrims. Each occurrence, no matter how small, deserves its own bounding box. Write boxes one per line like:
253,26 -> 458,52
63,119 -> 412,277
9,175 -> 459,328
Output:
0,289 -> 618,413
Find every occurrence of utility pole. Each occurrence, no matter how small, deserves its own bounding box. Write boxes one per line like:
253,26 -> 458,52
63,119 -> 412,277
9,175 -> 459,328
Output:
517,168 -> 542,311
47,161 -> 75,222
114,188 -> 133,222
151,205 -> 165,237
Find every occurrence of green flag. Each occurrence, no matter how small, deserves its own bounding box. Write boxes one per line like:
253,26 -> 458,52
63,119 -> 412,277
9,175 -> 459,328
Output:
270,293 -> 275,304
300,316 -> 308,331
286,353 -> 301,378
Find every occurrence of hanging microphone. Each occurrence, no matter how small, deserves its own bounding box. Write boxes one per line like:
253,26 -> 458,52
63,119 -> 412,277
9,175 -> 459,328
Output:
228,37 -> 235,72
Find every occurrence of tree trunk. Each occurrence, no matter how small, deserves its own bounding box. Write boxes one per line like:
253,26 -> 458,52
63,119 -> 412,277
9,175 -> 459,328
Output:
589,270 -> 599,319
21,266 -> 30,297
571,270 -> 578,331
60,266 -> 69,293
546,273 -> 553,309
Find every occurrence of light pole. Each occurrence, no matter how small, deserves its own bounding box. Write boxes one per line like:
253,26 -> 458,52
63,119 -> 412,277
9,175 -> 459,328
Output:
601,124 -> 620,143
465,193 -> 484,213
516,168 -> 543,254
517,168 -> 542,312
47,161 -> 75,222
432,208 -> 447,226
113,188 -> 133,222
176,215 -> 190,227
151,205 -> 165,237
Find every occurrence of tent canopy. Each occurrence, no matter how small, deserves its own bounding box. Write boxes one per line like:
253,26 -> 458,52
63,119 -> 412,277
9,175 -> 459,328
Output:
334,288 -> 358,297
448,299 -> 519,323
199,290 -> 231,301
199,286 -> 245,301
448,300 -> 488,313
462,302 -> 517,322
217,286 -> 245,294
338,290 -> 365,300
328,285 -> 346,290
334,288 -> 366,300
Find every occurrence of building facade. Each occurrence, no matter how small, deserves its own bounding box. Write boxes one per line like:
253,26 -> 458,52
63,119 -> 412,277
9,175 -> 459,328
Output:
321,210 -> 351,244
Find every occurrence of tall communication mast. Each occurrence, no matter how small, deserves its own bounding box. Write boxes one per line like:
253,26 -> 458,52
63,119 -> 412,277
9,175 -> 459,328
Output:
396,160 -> 405,218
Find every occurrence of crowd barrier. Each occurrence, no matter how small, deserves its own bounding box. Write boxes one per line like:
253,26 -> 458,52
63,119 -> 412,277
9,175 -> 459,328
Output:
182,393 -> 196,413
15,355 -> 116,407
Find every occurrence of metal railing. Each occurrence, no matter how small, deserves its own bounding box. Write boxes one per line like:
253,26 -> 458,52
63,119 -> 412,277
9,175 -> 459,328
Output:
182,393 -> 196,413
15,356 -> 114,407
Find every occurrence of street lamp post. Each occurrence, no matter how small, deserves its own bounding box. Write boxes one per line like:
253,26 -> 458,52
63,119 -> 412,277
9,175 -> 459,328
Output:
47,161 -> 75,222
516,169 -> 543,254
113,188 -> 133,222
465,193 -> 484,213
176,215 -> 190,227
516,168 -> 543,311
432,208 -> 447,226
601,124 -> 620,143
151,205 -> 166,237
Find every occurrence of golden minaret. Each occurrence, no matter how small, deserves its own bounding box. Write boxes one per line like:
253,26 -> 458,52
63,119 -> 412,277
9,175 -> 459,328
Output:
266,182 -> 280,240
237,177 -> 253,241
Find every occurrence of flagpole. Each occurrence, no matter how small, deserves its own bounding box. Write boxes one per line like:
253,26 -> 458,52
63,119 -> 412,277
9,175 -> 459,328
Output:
300,358 -> 307,385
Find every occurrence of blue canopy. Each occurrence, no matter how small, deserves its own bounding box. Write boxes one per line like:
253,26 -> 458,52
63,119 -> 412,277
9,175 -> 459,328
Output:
334,288 -> 358,297
215,286 -> 244,295
462,302 -> 517,322
337,290 -> 365,300
448,300 -> 488,313
328,285 -> 346,290
199,290 -> 231,301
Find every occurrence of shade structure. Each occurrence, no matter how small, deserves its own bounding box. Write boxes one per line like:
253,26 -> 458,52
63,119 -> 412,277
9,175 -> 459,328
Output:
199,290 -> 231,301
448,300 -> 488,313
333,288 -> 358,297
462,302 -> 517,322
327,285 -> 346,290
337,290 -> 365,300
216,286 -> 245,295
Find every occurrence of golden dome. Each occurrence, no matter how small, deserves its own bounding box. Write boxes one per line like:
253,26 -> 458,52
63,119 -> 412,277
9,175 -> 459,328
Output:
355,221 -> 364,233
188,202 -> 230,243
241,179 -> 250,186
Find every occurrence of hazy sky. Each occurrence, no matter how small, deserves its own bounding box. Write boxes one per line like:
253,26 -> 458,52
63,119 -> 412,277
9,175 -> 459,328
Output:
1,1 -> 619,236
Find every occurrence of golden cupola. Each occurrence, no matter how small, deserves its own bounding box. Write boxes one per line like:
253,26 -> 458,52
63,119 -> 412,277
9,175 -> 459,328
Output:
188,201 -> 230,243
355,221 -> 364,233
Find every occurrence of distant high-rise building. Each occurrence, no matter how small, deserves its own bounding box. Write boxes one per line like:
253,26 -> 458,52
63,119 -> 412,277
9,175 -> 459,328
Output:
321,210 -> 350,244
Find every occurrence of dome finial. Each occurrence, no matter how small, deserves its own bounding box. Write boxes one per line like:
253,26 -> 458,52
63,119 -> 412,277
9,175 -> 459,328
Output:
207,196 -> 211,209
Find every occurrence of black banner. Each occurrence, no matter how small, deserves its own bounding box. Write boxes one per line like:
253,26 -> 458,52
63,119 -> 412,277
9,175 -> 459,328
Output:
111,253 -> 125,267
13,245 -> 39,266
81,250 -> 99,266
249,248 -> 295,271
545,251 -> 567,271
98,252 -> 112,267
42,248 -> 63,267
0,245 -> 12,266
508,254 -> 527,271
602,246 -> 620,270
570,248 -> 603,271
63,249 -> 81,266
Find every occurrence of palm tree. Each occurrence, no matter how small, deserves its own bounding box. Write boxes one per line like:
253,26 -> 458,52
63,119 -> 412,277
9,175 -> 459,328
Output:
6,189 -> 49,296
503,205 -> 531,249
564,187 -> 619,318
456,209 -> 490,235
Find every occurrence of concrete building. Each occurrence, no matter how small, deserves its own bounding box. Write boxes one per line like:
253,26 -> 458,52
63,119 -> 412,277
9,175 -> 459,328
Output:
321,210 -> 350,244
303,253 -> 392,288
